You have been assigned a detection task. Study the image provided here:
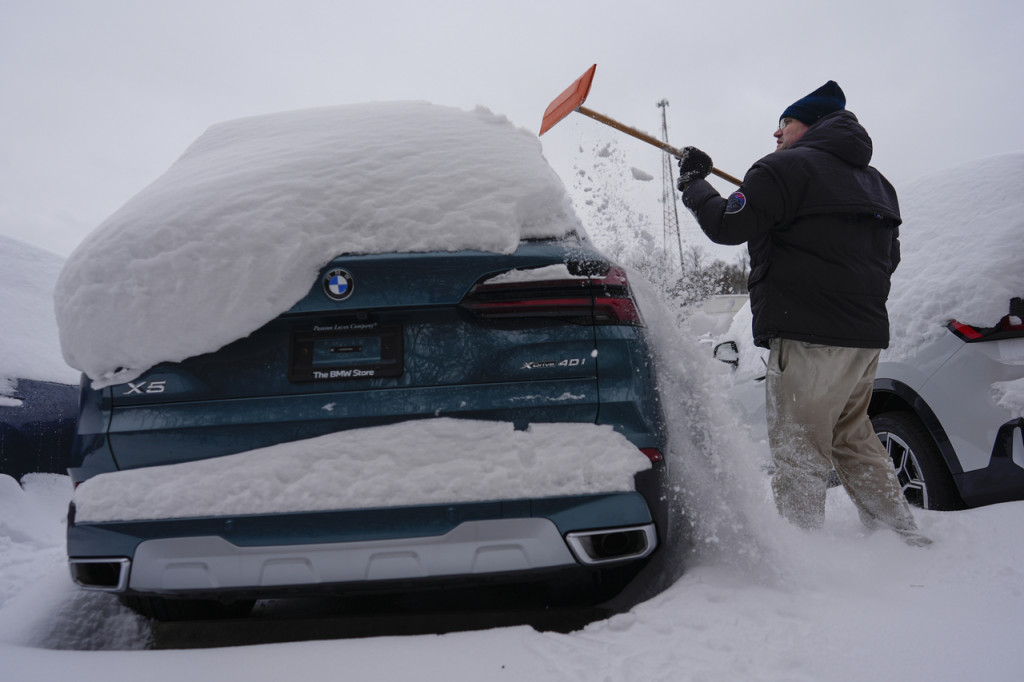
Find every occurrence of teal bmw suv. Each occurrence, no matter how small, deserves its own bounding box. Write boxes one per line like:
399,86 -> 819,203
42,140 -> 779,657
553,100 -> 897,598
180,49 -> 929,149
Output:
66,237 -> 669,620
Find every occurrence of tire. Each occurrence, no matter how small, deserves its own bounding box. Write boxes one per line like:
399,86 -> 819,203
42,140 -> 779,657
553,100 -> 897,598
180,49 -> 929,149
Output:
871,411 -> 964,510
120,595 -> 255,621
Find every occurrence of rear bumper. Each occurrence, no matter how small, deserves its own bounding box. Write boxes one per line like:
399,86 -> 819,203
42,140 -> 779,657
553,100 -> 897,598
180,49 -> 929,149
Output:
955,418 -> 1024,507
68,492 -> 659,597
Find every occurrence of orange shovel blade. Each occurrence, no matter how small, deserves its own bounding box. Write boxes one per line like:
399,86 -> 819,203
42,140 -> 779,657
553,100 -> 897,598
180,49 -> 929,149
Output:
539,64 -> 597,136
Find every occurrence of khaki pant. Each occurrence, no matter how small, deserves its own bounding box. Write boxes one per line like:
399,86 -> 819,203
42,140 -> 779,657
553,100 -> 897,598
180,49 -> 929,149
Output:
766,338 -> 918,532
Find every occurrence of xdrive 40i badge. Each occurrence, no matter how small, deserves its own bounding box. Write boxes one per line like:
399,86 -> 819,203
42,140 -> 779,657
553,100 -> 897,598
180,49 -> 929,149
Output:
323,269 -> 355,301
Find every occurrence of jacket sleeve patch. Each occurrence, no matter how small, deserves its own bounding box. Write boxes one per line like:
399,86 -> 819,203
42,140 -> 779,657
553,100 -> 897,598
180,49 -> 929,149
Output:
725,191 -> 747,214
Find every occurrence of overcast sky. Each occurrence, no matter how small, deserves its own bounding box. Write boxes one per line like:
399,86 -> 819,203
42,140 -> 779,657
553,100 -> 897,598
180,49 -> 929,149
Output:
2,0 -> 1022,259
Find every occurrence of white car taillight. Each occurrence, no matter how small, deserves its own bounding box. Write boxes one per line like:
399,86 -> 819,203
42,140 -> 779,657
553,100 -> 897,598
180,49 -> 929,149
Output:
948,298 -> 1024,342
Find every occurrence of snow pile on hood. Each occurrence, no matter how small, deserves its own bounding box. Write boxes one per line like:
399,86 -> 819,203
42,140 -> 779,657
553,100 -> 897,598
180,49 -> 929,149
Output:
885,152 -> 1024,360
73,419 -> 651,523
55,102 -> 583,389
0,235 -> 79,400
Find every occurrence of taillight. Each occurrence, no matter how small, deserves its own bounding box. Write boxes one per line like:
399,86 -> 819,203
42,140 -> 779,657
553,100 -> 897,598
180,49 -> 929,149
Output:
591,267 -> 641,325
593,297 -> 640,325
948,298 -> 1024,342
460,265 -> 641,326
949,320 -> 985,340
640,448 -> 663,463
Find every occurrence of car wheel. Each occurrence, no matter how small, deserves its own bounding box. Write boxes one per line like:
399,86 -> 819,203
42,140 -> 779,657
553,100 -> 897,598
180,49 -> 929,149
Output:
120,595 -> 255,621
871,411 -> 964,511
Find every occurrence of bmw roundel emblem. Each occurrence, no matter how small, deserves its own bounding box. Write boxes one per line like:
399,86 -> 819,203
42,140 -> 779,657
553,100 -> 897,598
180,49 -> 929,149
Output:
323,268 -> 355,301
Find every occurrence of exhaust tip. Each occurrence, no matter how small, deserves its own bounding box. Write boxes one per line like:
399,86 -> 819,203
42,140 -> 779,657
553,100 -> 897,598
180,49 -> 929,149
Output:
69,558 -> 130,592
565,524 -> 657,565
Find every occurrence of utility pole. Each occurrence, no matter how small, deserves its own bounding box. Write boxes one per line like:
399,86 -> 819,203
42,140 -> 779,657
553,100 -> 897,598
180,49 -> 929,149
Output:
657,99 -> 684,269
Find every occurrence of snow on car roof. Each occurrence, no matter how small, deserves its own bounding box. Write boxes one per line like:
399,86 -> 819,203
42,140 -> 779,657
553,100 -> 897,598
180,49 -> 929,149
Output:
54,102 -> 584,388
0,235 -> 79,398
885,152 -> 1024,361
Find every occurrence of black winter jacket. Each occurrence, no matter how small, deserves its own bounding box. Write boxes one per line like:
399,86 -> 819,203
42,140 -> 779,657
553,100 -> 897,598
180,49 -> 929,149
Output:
682,110 -> 901,349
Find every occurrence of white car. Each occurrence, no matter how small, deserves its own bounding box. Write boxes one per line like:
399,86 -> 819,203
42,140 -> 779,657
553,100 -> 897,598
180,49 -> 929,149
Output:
871,301 -> 1024,509
711,153 -> 1024,511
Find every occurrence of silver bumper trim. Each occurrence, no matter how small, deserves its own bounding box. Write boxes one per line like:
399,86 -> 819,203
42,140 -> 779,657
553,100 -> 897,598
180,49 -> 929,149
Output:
565,524 -> 657,565
69,557 -> 131,591
126,518 -> 578,593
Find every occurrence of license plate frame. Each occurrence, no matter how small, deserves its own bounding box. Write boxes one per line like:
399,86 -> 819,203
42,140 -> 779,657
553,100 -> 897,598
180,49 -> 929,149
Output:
289,321 -> 403,383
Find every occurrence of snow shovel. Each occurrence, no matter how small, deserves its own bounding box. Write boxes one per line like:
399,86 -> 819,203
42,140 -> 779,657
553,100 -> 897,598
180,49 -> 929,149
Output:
539,64 -> 743,187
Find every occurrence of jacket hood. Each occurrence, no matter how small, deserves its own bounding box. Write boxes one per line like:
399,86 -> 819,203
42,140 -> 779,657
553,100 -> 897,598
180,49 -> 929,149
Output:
791,110 -> 873,168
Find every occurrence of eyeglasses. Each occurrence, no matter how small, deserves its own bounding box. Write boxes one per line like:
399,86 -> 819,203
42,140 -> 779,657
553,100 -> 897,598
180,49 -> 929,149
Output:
777,118 -> 795,133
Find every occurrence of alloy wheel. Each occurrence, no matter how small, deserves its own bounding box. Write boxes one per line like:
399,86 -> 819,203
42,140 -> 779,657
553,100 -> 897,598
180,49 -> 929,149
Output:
878,430 -> 928,508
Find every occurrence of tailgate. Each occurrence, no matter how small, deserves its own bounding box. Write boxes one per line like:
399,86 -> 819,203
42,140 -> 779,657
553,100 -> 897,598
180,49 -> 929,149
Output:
106,245 -> 613,470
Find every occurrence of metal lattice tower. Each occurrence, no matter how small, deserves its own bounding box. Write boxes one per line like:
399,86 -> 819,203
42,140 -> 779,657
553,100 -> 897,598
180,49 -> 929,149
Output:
657,99 -> 684,269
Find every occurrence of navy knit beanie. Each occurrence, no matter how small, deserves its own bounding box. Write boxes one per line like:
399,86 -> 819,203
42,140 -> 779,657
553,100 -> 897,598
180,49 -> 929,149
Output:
781,81 -> 846,125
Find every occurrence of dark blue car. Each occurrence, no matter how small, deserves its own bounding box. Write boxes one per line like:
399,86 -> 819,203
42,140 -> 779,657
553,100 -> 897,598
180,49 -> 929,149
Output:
1,378 -> 77,482
66,237 -> 668,620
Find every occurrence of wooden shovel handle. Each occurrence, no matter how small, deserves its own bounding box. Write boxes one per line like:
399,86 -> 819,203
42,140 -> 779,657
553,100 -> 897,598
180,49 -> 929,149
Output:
578,106 -> 743,187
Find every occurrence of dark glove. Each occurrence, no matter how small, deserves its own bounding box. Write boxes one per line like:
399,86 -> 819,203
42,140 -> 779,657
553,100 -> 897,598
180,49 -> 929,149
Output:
676,146 -> 713,190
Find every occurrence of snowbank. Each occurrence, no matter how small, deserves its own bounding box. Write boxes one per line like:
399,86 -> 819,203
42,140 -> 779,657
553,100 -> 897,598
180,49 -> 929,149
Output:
0,474 -> 71,609
55,102 -> 583,389
0,235 -> 79,400
72,419 -> 651,523
886,152 -> 1024,360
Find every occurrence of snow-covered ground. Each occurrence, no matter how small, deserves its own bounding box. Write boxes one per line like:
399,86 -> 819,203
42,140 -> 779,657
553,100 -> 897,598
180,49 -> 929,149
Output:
1,103 -> 1021,679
